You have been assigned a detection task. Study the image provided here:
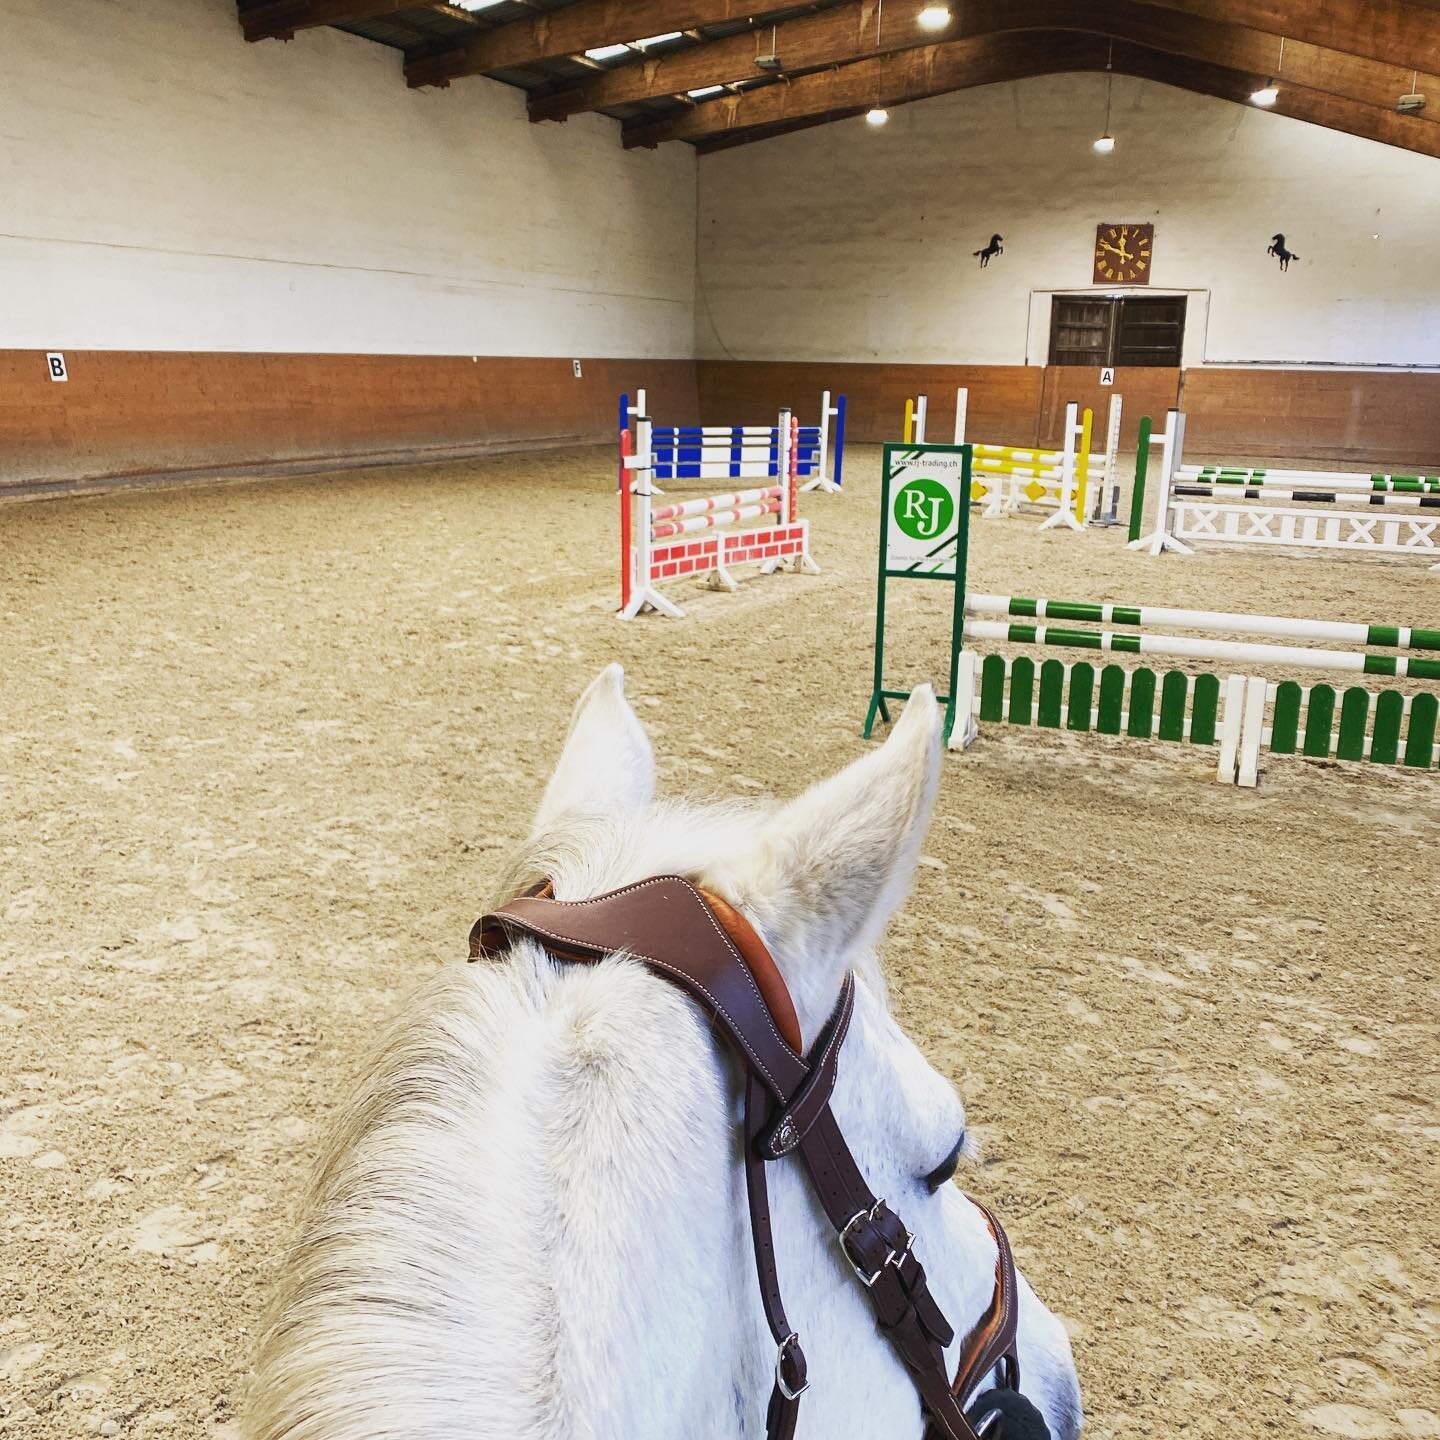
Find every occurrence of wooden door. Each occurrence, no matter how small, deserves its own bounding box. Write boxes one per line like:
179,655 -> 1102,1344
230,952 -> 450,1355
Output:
1048,298 -> 1116,366
1114,296 -> 1187,367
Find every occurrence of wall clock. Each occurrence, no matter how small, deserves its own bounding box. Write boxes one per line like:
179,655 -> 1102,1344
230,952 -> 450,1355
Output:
1093,222 -> 1154,284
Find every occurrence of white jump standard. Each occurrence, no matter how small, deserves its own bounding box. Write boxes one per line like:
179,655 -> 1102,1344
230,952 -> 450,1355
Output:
800,390 -> 847,494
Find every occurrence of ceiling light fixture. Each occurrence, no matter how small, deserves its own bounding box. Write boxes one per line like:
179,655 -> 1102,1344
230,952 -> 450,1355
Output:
917,5 -> 952,30
1094,41 -> 1115,154
1397,70 -> 1425,112
754,23 -> 782,70
1252,36 -> 1283,106
864,0 -> 890,129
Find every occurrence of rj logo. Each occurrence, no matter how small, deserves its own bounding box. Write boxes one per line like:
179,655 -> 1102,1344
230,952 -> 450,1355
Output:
893,478 -> 954,540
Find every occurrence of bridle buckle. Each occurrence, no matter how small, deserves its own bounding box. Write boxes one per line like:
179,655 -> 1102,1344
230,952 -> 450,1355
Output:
774,1332 -> 809,1401
839,1199 -> 911,1288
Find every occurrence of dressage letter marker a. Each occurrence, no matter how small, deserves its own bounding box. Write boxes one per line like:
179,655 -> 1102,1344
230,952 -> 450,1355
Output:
864,443 -> 974,748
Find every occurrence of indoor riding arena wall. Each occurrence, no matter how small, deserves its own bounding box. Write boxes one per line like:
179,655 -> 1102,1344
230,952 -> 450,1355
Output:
695,363 -> 1440,467
0,353 -> 699,491
13,358 -> 1440,490
0,0 -> 697,488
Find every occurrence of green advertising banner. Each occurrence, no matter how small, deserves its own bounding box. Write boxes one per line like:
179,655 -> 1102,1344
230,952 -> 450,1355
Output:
864,443 -> 974,746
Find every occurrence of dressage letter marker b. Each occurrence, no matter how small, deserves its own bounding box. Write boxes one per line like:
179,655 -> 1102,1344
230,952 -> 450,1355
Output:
47,352 -> 68,382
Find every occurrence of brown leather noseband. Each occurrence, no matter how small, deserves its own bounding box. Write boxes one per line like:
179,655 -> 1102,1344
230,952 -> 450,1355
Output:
470,875 -> 1020,1440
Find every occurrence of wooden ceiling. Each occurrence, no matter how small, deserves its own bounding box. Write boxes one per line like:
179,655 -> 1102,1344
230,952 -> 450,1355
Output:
236,0 -> 1440,155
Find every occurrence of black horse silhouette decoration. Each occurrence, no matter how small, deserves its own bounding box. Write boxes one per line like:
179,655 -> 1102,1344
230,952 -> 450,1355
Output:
1268,233 -> 1299,271
973,233 -> 1004,268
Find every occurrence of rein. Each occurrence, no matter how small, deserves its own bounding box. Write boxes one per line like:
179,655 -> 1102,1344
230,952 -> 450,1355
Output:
470,875 -> 1021,1440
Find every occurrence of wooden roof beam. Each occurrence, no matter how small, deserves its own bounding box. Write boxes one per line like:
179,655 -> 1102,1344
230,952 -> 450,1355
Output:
532,0 -> 1439,126
689,54 -> 1440,155
239,0 -> 1437,76
1117,43 -> 1440,158
622,31 -> 1440,158
693,66 -> 1440,153
241,0 -> 427,42
1104,3 -> 1439,120
1138,0 -> 1440,72
533,1 -> 890,120
695,105 -> 878,152
623,32 -> 1107,146
405,0 -> 771,88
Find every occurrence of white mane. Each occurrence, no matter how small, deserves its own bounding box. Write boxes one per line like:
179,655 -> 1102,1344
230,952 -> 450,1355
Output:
244,671 -> 1081,1440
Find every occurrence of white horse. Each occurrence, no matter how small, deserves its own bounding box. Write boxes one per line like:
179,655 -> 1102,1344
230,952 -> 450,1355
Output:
245,667 -> 1082,1440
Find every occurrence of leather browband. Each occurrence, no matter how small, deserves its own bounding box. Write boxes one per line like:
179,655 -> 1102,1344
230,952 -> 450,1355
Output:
471,875 -> 1021,1440
698,886 -> 804,1055
471,879 -> 801,1047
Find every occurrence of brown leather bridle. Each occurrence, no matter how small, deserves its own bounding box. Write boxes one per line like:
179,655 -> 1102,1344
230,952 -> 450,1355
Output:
470,875 -> 1022,1440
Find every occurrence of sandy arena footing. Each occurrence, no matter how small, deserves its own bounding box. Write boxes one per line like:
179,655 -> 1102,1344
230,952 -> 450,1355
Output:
2,444 -> 1437,1439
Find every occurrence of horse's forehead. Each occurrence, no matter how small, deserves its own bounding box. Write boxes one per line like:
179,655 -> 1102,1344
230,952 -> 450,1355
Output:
524,800 -> 767,898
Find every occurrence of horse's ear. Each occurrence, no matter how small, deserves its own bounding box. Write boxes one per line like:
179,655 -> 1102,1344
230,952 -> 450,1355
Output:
712,687 -> 943,1031
532,665 -> 654,833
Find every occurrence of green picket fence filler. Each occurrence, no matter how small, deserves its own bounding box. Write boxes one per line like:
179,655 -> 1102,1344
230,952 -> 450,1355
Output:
965,656 -> 1440,772
972,659 -> 1218,748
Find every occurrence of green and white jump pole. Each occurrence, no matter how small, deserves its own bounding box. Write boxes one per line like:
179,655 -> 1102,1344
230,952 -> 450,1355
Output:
1126,410 -> 1440,570
1173,483 -> 1440,510
960,616 -> 1440,681
1181,465 -> 1440,490
965,595 -> 1440,656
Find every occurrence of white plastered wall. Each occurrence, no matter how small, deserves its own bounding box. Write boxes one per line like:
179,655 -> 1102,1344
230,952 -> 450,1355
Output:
695,72 -> 1440,369
0,0 -> 696,357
